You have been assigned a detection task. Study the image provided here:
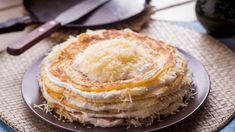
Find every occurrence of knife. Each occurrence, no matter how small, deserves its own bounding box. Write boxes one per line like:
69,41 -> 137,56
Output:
7,0 -> 109,55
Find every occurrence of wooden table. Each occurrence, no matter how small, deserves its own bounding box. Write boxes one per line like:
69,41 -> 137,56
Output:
0,0 -> 234,131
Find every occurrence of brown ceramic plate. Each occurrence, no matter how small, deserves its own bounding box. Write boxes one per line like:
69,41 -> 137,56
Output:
22,49 -> 210,131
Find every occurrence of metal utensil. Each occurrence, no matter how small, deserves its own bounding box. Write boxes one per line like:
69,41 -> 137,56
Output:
7,0 -> 109,55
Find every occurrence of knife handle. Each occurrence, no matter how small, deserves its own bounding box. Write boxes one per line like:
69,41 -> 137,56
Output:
7,20 -> 61,55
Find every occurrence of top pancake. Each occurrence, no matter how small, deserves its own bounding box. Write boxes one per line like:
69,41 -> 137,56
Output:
42,29 -> 176,93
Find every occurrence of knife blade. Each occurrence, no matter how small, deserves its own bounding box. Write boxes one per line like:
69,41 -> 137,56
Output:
56,0 -> 109,25
7,0 -> 109,55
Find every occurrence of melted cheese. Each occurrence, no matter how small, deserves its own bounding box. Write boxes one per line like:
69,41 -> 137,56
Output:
73,38 -> 156,82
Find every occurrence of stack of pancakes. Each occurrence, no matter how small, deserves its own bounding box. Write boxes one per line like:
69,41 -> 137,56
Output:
40,29 -> 192,127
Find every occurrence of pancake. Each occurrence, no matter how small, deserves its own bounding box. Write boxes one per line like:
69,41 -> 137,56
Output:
39,29 -> 193,127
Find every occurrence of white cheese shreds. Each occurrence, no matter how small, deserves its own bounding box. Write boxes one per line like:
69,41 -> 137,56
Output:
73,38 -> 157,82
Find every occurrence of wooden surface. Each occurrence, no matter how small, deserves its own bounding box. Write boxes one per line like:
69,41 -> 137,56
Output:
0,0 -> 233,132
0,0 -> 21,11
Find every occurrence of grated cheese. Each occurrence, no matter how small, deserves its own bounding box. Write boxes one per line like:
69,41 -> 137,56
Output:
73,38 -> 157,82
